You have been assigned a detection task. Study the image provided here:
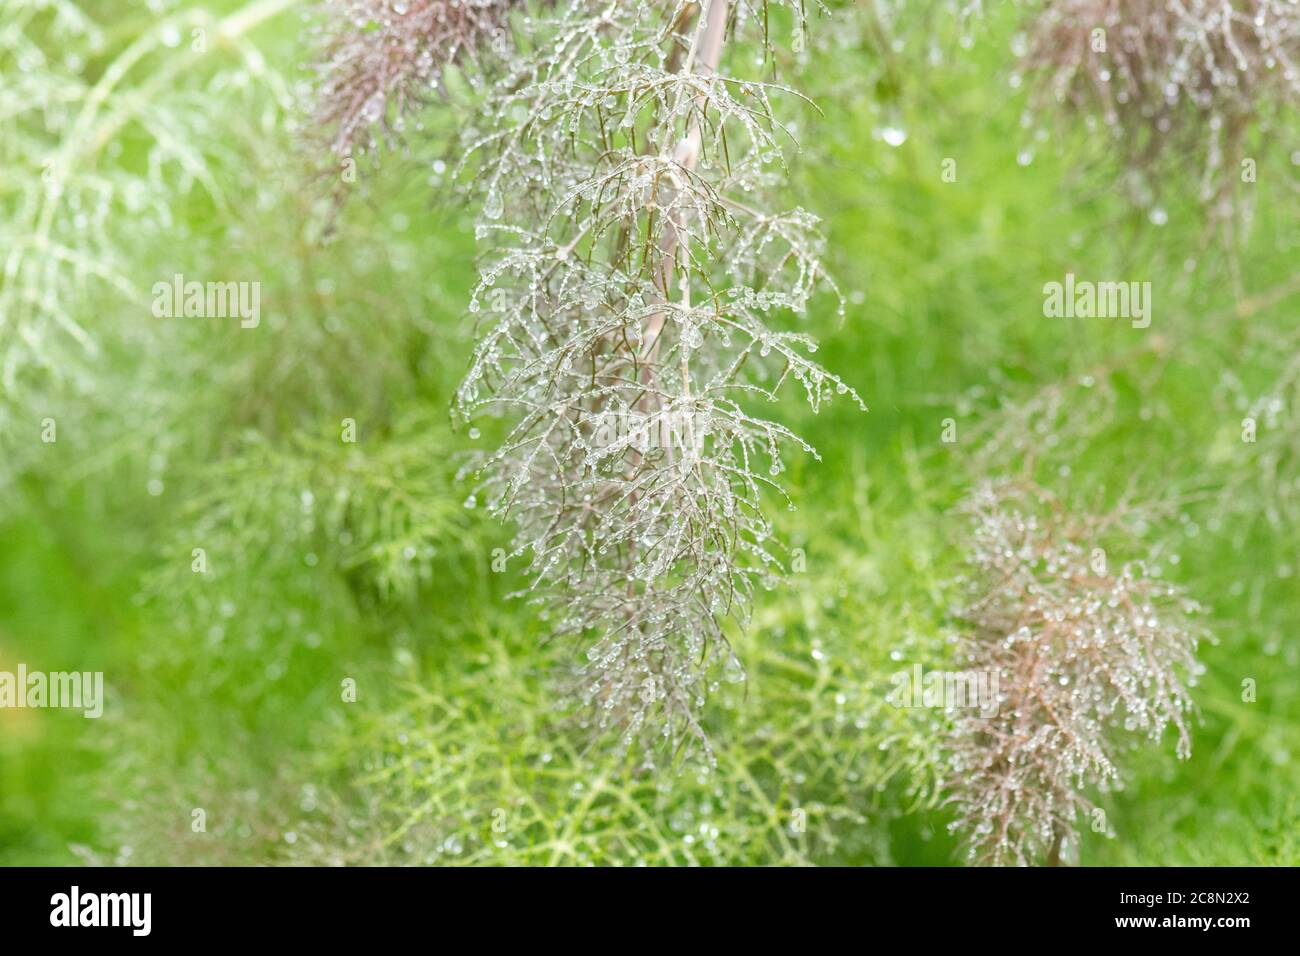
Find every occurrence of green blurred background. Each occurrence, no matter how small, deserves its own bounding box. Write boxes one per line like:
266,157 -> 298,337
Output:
1,0 -> 1297,865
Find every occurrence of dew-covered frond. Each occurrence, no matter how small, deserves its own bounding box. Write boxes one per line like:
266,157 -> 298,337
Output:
944,479 -> 1207,866
446,0 -> 862,765
1019,0 -> 1300,235
0,0 -> 296,413
309,0 -> 513,166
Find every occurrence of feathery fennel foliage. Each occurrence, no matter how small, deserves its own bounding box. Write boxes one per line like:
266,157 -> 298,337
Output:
4,0 -> 1299,870
445,0 -> 864,765
0,0 -> 298,487
1020,0 -> 1300,241
945,480 -> 1207,866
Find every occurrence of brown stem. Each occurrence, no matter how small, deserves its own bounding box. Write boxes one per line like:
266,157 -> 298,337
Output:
1046,827 -> 1065,867
641,0 -> 729,365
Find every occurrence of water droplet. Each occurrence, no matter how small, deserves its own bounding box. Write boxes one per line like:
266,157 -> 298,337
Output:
879,126 -> 908,148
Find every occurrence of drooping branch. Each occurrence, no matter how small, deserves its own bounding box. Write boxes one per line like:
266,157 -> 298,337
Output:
944,480 -> 1206,865
454,1 -> 862,765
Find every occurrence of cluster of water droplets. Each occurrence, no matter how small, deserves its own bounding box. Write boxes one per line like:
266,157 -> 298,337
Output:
944,479 -> 1206,865
312,0 -> 510,165
451,0 -> 863,765
1017,0 -> 1300,231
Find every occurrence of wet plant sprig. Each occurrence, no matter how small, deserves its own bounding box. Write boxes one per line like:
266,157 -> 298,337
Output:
945,479 -> 1207,866
452,0 -> 863,765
